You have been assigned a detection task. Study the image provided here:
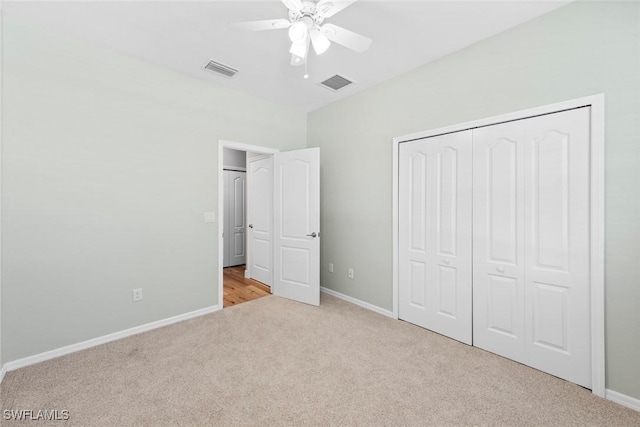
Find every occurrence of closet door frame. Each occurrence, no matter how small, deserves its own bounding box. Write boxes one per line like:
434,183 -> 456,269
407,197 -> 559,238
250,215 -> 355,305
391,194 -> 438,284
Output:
392,94 -> 605,397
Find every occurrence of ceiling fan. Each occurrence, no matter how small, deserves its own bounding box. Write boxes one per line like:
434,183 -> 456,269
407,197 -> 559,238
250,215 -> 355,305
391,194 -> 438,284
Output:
231,0 -> 372,66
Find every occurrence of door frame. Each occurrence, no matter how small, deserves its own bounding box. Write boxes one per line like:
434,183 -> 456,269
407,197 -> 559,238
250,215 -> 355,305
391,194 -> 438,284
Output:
392,94 -> 605,397
218,140 -> 279,309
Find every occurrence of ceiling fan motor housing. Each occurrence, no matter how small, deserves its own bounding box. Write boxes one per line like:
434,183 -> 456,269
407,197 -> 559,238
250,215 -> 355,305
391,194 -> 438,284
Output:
289,1 -> 327,27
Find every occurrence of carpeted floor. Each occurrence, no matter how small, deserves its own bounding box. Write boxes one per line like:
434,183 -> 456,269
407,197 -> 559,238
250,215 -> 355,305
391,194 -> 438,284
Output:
2,294 -> 639,426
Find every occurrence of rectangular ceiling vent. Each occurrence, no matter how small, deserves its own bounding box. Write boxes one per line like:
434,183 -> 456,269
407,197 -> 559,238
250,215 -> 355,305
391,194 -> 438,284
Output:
319,74 -> 353,91
204,60 -> 238,78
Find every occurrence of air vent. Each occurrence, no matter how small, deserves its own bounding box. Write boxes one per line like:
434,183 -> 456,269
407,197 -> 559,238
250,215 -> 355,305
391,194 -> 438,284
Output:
319,74 -> 353,91
204,60 -> 238,78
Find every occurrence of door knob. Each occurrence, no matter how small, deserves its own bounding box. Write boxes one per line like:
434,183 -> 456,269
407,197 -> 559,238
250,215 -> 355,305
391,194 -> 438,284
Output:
248,224 -> 254,229
497,266 -> 505,273
443,259 -> 450,265
306,232 -> 318,238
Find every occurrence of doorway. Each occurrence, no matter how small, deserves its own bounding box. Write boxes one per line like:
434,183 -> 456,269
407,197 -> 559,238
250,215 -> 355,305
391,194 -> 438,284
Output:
218,141 -> 279,309
221,149 -> 270,307
217,140 -> 321,308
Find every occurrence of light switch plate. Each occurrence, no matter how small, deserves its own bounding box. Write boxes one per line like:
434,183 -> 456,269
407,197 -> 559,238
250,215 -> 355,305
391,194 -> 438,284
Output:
204,212 -> 216,223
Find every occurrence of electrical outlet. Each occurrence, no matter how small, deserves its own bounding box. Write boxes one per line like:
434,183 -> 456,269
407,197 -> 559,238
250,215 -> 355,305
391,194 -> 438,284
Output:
329,263 -> 334,273
348,268 -> 354,279
132,288 -> 143,302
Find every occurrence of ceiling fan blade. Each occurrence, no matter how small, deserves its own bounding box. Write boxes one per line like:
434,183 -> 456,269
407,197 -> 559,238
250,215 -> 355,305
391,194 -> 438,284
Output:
310,28 -> 331,55
315,0 -> 357,18
320,23 -> 371,53
230,19 -> 291,32
282,0 -> 303,13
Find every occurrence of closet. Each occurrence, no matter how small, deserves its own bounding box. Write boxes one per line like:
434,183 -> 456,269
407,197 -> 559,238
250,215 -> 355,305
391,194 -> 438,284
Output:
398,107 -> 592,389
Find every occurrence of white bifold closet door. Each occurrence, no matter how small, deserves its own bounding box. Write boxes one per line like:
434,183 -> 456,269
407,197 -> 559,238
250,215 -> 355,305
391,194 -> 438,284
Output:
398,131 -> 473,345
473,107 -> 591,388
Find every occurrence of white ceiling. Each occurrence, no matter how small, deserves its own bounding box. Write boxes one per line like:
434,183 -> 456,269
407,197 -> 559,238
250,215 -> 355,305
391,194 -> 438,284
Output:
3,1 -> 570,112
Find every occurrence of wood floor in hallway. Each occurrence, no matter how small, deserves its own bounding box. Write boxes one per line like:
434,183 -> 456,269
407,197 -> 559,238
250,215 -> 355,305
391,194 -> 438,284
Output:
223,265 -> 271,308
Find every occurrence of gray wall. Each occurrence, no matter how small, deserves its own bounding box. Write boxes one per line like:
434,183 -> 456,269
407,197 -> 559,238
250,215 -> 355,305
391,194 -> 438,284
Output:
308,1 -> 640,399
1,17 -> 306,363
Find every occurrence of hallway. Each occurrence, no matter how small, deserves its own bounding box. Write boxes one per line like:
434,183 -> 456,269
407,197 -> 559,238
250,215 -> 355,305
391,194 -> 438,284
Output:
223,265 -> 271,308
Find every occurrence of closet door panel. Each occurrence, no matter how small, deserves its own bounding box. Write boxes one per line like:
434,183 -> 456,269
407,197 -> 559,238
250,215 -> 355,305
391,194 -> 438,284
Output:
433,145 -> 465,325
524,108 -> 591,388
399,143 -> 432,326
473,121 -> 526,362
409,261 -> 427,308
399,131 -> 472,345
486,275 -> 519,336
230,173 -> 247,264
430,133 -> 472,345
436,147 -> 458,257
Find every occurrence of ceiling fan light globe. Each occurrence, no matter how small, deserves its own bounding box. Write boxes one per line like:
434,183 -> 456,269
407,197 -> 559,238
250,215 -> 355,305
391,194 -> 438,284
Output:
290,42 -> 308,59
310,29 -> 330,55
288,21 -> 308,44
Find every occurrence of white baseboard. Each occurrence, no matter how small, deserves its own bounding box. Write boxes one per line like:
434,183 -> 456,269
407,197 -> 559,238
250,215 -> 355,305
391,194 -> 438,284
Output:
321,286 -> 395,318
606,389 -> 640,412
1,305 -> 220,377
0,363 -> 6,384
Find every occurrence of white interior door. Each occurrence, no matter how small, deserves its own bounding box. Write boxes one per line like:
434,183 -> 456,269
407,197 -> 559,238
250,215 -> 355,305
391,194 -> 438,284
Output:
247,155 -> 273,286
224,170 -> 246,267
523,108 -> 591,388
398,131 -> 473,344
473,108 -> 591,388
223,170 -> 231,268
473,121 -> 526,361
273,147 -> 320,306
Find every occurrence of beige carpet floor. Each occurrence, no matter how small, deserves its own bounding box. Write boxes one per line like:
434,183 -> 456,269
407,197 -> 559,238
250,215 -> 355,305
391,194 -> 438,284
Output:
2,294 -> 639,426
